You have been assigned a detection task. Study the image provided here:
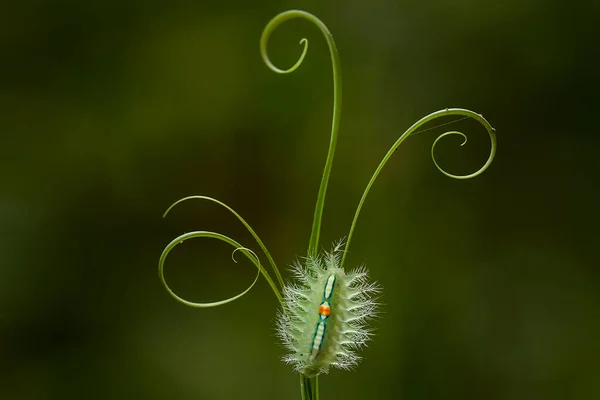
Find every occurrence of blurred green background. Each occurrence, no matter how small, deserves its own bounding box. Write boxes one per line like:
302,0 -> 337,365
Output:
2,0 -> 599,399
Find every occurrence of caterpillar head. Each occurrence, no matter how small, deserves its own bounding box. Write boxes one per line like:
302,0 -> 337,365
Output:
276,241 -> 381,377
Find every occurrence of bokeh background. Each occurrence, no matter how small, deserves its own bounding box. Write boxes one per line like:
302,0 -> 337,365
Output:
2,0 -> 599,399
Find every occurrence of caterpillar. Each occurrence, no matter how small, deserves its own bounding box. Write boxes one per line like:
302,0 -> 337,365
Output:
276,242 -> 380,377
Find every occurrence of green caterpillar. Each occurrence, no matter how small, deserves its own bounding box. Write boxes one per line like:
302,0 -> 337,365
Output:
277,243 -> 380,377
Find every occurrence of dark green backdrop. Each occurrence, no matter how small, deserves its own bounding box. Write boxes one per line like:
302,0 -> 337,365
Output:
2,1 -> 599,399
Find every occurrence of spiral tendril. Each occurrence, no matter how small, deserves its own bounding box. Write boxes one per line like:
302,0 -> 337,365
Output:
340,108 -> 497,269
163,196 -> 283,288
158,197 -> 284,307
260,10 -> 342,258
159,234 -> 265,308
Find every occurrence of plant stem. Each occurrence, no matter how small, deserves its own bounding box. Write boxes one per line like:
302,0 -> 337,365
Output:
300,374 -> 319,400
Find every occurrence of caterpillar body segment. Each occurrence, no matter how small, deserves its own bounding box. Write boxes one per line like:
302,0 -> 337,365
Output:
323,275 -> 336,299
318,301 -> 331,320
311,321 -> 327,355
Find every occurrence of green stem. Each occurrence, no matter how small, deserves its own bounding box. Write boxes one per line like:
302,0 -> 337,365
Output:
340,108 -> 497,269
260,10 -> 342,258
300,374 -> 319,400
